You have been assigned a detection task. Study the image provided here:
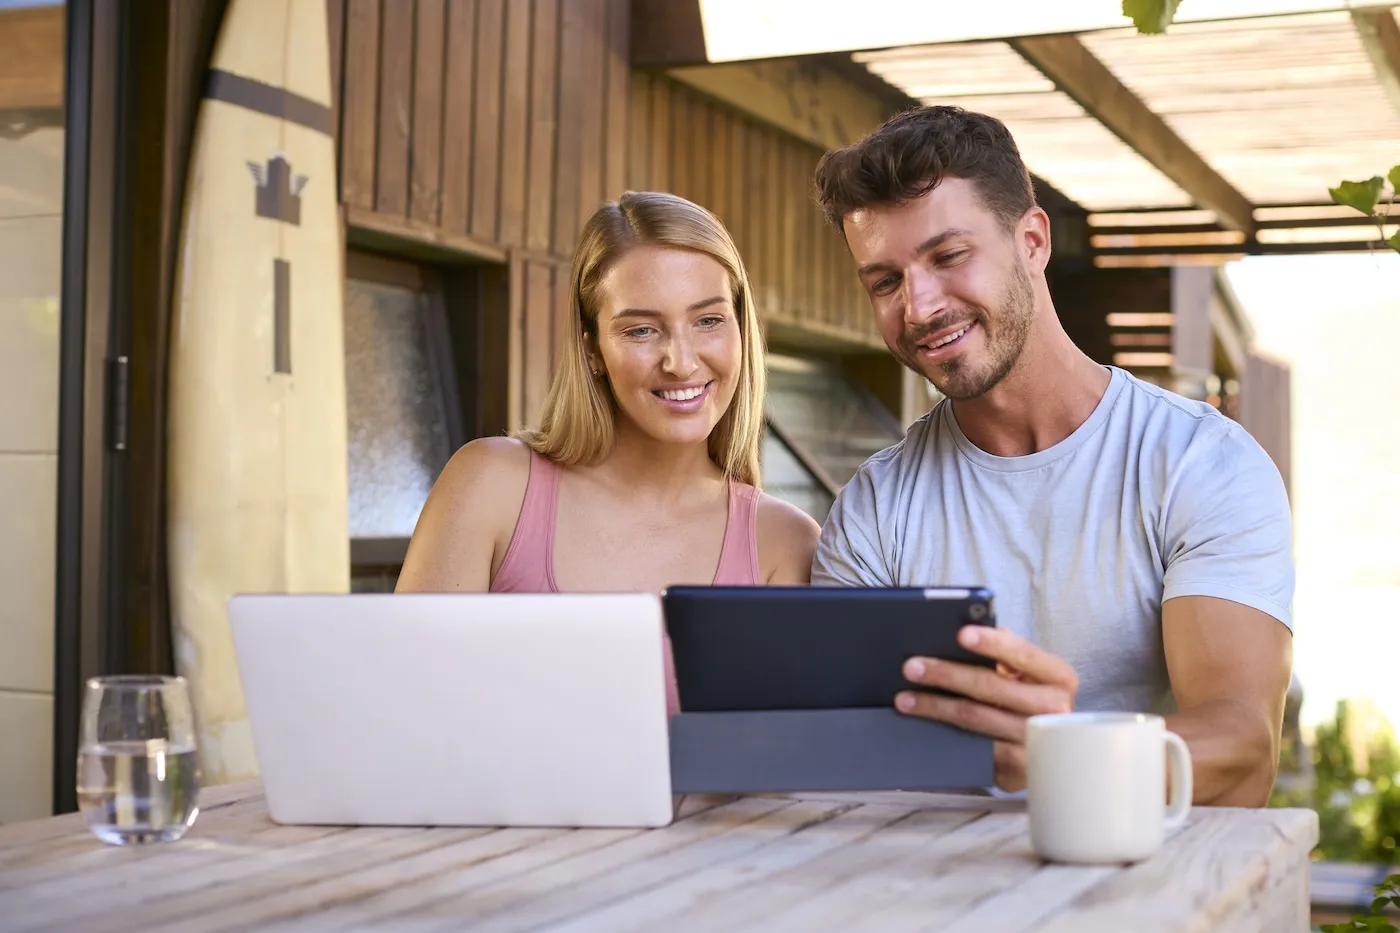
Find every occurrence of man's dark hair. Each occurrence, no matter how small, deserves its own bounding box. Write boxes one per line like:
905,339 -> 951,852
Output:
813,106 -> 1036,234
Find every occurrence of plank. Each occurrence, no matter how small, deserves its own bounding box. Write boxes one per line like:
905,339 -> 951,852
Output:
0,795 -> 274,880
524,0 -> 559,254
936,863 -> 1119,933
603,0 -> 631,199
661,809 -> 1005,932
575,0 -> 608,224
496,0 -> 531,247
0,804 -> 344,902
727,109 -> 747,254
525,260 -> 554,429
780,137 -> 799,321
763,129 -> 783,314
648,77 -> 672,192
26,827 -> 480,933
340,0 -> 381,210
264,796 -> 736,931
326,0 -> 347,142
552,0 -> 587,255
409,798 -> 833,932
793,814 -> 1061,932
375,0 -> 415,216
541,804 -> 933,933
166,828 -> 561,932
669,88 -> 691,201
439,0 -> 477,235
628,71 -> 652,190
1032,808 -> 1318,933
470,0 -> 505,242
409,0 -> 447,225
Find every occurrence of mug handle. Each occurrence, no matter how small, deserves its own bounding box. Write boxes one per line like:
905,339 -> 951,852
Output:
1163,730 -> 1193,829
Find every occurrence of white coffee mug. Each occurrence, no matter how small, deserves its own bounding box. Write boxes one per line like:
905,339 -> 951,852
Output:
1026,711 -> 1192,864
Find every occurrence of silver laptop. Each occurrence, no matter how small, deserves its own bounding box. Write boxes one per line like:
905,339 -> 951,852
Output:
226,592 -> 675,828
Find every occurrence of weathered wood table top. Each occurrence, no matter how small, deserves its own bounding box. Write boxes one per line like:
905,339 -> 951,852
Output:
0,779 -> 1318,932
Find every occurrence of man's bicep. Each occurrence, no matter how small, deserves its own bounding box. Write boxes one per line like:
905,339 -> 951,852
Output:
1162,595 -> 1293,716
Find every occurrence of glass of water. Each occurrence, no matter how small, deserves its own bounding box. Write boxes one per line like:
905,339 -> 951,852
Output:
77,675 -> 201,845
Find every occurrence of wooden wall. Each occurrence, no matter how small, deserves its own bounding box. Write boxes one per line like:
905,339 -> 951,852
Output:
327,0 -> 879,429
626,72 -> 881,351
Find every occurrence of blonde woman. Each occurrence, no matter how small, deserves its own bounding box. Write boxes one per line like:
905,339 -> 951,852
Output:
397,191 -> 821,604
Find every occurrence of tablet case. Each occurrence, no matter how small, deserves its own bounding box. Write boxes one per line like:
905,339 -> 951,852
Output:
663,587 -> 997,794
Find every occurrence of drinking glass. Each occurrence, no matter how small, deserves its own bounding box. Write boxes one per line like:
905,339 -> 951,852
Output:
76,675 -> 201,845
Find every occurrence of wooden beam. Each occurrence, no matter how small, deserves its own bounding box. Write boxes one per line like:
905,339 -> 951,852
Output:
631,0 -> 707,68
0,5 -> 65,112
665,59 -> 894,152
1010,35 -> 1256,236
1352,7 -> 1400,118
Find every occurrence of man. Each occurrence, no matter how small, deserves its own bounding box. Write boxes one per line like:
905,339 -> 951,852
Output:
810,106 -> 1294,807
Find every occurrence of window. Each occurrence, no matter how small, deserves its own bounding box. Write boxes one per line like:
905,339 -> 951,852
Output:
343,252 -> 466,592
761,353 -> 905,520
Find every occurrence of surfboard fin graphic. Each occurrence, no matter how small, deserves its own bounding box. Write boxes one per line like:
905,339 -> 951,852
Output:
249,153 -> 306,226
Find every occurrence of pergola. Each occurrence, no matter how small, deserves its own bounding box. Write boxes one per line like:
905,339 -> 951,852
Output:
633,0 -> 1400,267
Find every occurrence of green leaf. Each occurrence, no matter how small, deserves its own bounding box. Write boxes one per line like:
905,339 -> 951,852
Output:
1374,897 -> 1391,914
1387,230 -> 1400,254
1330,176 -> 1386,216
1389,166 -> 1400,195
1123,0 -> 1182,33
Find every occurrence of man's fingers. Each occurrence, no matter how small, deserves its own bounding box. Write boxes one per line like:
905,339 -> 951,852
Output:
902,657 -> 1072,717
957,626 -> 1079,691
894,691 -> 1026,742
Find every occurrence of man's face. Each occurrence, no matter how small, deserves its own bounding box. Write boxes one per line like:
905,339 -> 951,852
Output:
843,178 -> 1038,401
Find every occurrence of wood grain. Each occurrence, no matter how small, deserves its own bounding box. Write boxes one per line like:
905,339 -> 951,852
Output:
410,0 -> 448,225
469,0 -> 505,241
340,0 -> 381,210
374,0 -> 415,216
0,783 -> 1318,933
438,0 -> 477,236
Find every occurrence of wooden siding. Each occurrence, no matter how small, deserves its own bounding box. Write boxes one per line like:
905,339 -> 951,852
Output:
627,73 -> 879,349
328,0 -> 880,428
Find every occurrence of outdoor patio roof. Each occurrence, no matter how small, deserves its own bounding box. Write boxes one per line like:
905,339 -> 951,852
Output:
643,1 -> 1400,266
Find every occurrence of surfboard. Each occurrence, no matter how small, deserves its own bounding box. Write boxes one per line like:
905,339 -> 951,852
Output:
167,0 -> 349,785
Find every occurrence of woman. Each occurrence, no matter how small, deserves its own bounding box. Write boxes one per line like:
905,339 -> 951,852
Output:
396,191 -> 821,600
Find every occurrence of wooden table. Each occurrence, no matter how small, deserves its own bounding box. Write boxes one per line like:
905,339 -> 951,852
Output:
0,780 -> 1318,932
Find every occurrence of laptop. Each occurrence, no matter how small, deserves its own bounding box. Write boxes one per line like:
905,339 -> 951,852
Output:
226,592 -> 675,828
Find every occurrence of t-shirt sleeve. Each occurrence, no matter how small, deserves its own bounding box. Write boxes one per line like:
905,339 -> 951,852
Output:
811,463 -> 894,587
1160,420 -> 1295,630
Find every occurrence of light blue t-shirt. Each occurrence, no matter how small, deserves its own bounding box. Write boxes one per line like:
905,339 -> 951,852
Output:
811,366 -> 1294,715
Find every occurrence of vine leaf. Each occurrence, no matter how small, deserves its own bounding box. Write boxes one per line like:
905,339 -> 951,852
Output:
1123,0 -> 1182,34
1386,230 -> 1400,253
1329,176 -> 1385,216
1388,165 -> 1400,196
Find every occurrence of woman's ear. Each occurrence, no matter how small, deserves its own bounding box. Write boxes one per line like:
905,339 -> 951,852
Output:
583,334 -> 605,378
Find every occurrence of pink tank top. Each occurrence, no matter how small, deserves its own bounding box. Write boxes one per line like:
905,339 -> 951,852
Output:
490,450 -> 764,715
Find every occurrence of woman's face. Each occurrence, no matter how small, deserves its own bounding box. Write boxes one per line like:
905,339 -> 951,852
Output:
590,244 -> 743,450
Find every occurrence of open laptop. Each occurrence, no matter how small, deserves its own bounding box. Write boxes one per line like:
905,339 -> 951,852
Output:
226,592 -> 674,828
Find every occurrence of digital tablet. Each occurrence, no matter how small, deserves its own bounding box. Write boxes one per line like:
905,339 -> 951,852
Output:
662,586 -> 997,713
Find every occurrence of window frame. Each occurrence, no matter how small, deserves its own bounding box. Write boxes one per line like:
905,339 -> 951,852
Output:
343,249 -> 467,581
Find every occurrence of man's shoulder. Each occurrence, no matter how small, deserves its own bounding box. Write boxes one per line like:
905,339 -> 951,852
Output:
1115,369 -> 1260,459
845,403 -> 946,490
1113,370 -> 1284,501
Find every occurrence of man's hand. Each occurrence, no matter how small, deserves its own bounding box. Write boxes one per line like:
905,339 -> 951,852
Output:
895,626 -> 1079,792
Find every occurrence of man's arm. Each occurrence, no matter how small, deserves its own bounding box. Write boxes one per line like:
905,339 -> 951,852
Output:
1158,420 -> 1296,807
1162,595 -> 1293,807
810,465 -> 894,587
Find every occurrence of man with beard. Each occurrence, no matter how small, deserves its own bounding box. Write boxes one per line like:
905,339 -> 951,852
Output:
810,106 -> 1294,808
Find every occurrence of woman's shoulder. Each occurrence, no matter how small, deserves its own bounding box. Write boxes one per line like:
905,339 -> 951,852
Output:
752,490 -> 822,584
433,436 -> 536,513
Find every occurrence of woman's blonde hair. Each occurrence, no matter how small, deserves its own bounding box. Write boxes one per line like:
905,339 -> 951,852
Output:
518,191 -> 767,486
